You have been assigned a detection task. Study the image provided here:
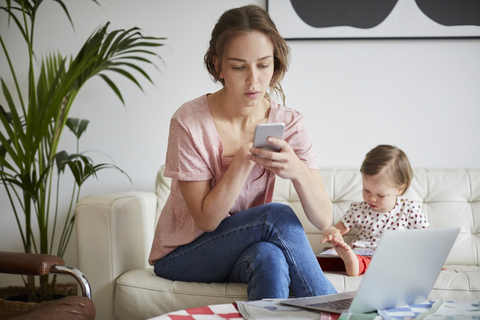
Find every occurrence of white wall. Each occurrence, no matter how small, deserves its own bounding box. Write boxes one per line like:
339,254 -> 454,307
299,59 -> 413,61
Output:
1,0 -> 479,287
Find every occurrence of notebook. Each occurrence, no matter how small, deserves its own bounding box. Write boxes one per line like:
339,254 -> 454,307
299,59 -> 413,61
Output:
280,227 -> 460,314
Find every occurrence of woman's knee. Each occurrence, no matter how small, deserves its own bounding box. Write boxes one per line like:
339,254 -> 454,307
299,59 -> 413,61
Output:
262,202 -> 301,224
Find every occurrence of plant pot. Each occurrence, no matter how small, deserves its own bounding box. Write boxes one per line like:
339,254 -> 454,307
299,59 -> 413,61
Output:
5,293 -> 66,302
0,284 -> 77,314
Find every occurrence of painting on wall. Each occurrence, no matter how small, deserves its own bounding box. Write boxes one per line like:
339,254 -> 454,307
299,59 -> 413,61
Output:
267,0 -> 480,40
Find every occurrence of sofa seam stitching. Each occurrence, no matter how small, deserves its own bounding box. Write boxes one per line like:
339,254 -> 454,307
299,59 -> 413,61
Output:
467,169 -> 478,266
116,282 -> 247,297
431,288 -> 480,292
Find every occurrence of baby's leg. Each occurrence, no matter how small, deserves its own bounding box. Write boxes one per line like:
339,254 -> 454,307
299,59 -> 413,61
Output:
331,239 -> 359,276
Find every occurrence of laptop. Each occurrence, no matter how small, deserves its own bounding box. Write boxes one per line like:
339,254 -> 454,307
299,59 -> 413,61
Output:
281,227 -> 460,314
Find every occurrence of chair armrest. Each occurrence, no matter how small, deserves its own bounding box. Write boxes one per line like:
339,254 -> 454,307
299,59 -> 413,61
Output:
0,252 -> 92,299
51,265 -> 93,299
75,191 -> 157,320
0,251 -> 64,276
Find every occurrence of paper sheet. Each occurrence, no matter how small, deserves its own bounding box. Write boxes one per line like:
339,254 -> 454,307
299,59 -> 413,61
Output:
318,248 -> 375,256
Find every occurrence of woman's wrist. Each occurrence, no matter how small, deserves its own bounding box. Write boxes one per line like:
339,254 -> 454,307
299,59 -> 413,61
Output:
289,161 -> 312,185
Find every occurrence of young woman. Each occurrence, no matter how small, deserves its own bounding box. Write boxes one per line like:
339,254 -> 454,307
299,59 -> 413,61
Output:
148,5 -> 337,300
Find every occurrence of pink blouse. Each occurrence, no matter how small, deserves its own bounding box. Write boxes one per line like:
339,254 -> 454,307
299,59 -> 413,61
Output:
148,95 -> 318,265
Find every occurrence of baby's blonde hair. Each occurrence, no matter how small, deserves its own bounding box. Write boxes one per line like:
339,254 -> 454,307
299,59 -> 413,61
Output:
360,145 -> 413,196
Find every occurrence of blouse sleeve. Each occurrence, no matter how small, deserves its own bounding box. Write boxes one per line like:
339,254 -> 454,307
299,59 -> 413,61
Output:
282,111 -> 317,170
164,117 -> 213,181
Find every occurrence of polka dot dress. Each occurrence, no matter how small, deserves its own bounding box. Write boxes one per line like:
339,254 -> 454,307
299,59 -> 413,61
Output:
340,199 -> 429,249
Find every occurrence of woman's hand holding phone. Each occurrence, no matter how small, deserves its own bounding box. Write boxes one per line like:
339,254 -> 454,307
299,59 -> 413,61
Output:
252,123 -> 285,153
248,123 -> 304,180
250,123 -> 285,163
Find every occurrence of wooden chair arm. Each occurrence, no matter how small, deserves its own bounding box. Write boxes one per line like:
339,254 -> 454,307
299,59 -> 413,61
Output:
0,251 -> 65,276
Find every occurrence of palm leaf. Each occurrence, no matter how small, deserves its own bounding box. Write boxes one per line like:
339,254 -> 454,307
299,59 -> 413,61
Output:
0,80 -> 24,169
99,74 -> 125,104
0,7 -> 29,47
51,0 -> 74,29
54,151 -> 68,174
110,61 -> 154,83
65,118 -> 89,140
0,36 -> 26,113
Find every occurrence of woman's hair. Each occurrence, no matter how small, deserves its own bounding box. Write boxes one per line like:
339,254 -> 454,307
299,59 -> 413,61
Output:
360,145 -> 413,196
204,5 -> 290,104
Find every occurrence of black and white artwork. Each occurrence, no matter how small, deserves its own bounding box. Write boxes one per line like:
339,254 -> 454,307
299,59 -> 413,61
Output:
267,0 -> 480,39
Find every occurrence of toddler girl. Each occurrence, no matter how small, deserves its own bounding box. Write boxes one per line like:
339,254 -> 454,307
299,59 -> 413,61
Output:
321,145 -> 429,276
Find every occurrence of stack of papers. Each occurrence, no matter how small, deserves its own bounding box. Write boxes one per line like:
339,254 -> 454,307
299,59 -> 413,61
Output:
379,300 -> 480,320
318,248 -> 375,256
236,299 -> 480,320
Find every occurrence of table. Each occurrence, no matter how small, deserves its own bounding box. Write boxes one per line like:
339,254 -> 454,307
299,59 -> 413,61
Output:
148,300 -> 341,320
148,303 -> 243,319
149,299 -> 480,320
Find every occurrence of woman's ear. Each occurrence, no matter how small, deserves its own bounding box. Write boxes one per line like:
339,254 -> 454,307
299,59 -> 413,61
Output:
213,56 -> 223,79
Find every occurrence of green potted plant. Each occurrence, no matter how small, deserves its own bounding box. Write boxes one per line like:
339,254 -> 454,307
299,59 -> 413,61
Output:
0,0 -> 165,302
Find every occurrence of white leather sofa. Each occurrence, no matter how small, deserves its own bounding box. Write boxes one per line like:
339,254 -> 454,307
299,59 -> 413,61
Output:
75,166 -> 480,320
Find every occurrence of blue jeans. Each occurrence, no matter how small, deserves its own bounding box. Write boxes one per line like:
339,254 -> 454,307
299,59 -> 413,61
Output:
154,202 -> 337,300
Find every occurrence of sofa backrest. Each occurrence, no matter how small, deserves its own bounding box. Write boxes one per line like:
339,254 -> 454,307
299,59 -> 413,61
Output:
156,166 -> 480,266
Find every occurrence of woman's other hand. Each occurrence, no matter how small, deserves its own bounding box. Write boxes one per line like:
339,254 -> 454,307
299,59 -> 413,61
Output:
321,222 -> 350,244
179,140 -> 256,232
247,136 -> 333,231
321,227 -> 344,244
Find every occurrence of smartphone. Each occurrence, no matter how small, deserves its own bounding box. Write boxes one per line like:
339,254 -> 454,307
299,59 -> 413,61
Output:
253,123 -> 285,152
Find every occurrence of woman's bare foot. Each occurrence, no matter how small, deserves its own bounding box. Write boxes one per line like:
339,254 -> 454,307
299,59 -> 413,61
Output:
331,238 -> 359,276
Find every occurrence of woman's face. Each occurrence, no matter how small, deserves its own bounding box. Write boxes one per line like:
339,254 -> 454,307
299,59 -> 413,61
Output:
217,30 -> 275,108
362,174 -> 403,213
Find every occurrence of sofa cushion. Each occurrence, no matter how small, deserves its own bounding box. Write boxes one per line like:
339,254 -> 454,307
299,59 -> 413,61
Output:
114,268 -> 248,319
429,265 -> 480,301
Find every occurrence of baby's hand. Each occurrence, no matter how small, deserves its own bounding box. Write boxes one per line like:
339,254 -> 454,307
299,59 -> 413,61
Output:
330,237 -> 348,247
321,234 -> 334,244
321,227 -> 343,244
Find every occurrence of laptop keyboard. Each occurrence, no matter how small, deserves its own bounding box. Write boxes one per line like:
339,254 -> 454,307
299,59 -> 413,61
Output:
307,298 -> 353,311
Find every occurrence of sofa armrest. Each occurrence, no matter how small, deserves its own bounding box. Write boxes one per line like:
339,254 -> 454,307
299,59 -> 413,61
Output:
75,191 -> 157,320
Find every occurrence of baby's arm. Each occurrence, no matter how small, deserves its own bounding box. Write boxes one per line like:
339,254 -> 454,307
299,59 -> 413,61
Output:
321,221 -> 350,244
